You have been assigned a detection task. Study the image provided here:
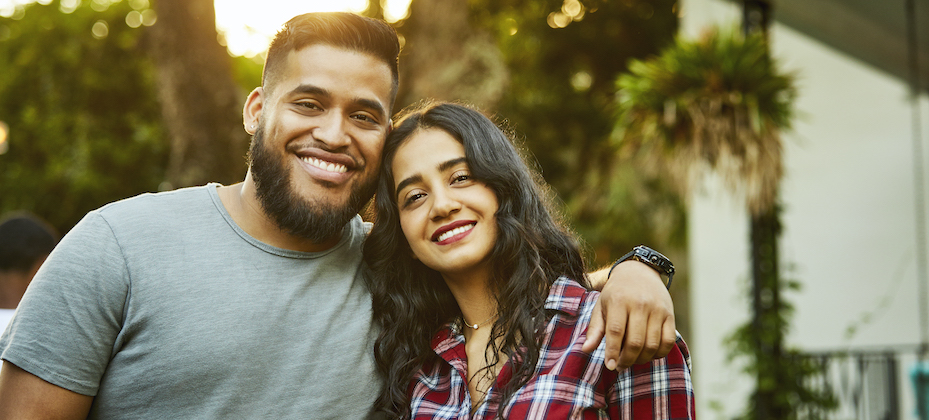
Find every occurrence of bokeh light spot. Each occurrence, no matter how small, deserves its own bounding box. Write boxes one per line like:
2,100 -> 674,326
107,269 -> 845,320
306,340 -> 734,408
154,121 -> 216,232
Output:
547,11 -> 571,29
0,121 -> 8,155
91,20 -> 108,39
383,0 -> 410,23
59,0 -> 79,14
128,0 -> 149,11
125,10 -> 142,28
571,71 -> 593,92
505,17 -> 518,36
140,9 -> 156,26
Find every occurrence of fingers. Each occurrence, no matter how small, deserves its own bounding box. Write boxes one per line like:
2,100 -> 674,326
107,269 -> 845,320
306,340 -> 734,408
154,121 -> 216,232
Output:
591,299 -> 678,371
582,299 -> 605,353
657,315 -> 677,358
615,305 -> 644,371
633,310 -> 664,365
602,302 -> 628,371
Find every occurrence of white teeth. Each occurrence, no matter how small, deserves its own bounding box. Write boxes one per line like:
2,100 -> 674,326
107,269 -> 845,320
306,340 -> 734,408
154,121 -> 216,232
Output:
437,224 -> 474,242
302,157 -> 347,173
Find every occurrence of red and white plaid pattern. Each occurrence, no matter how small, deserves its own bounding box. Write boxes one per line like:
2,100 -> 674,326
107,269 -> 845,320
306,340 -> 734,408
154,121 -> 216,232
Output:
408,278 -> 696,419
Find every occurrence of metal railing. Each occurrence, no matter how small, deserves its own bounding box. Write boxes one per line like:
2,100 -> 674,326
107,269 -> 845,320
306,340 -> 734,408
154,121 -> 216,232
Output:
797,345 -> 924,420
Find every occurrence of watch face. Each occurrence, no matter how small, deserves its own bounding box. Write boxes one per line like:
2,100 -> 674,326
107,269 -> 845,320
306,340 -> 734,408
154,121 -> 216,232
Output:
634,246 -> 674,275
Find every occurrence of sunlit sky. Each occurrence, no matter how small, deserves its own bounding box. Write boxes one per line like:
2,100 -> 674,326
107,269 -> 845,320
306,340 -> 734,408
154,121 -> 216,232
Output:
0,0 -> 413,57
215,0 -> 412,57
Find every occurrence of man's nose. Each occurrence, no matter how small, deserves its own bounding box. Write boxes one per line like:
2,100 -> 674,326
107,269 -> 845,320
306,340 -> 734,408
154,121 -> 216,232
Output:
312,112 -> 351,149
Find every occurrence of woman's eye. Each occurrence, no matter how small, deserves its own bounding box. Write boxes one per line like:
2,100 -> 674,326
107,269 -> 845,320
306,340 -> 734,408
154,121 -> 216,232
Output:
452,173 -> 471,183
404,192 -> 426,206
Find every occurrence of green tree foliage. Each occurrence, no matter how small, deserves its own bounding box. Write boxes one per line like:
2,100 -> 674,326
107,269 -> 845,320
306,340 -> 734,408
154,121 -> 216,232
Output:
725,260 -> 838,419
458,0 -> 685,264
0,1 -> 263,235
614,28 -> 795,215
0,0 -> 167,234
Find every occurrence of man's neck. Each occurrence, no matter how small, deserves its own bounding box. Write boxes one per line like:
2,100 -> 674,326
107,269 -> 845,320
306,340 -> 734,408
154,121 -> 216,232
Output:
216,179 -> 340,253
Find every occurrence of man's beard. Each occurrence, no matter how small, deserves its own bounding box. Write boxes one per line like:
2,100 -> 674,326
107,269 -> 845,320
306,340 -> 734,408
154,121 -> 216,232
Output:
248,126 -> 377,244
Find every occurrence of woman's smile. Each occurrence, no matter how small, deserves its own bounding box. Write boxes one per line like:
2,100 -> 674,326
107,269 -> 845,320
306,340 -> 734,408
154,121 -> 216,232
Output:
432,220 -> 476,244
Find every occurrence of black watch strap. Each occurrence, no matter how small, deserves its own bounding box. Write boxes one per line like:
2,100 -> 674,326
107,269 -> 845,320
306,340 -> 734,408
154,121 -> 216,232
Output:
607,245 -> 675,289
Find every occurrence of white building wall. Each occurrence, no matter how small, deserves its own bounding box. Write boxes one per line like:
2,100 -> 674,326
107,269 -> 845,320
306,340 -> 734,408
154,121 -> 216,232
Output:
681,0 -> 929,417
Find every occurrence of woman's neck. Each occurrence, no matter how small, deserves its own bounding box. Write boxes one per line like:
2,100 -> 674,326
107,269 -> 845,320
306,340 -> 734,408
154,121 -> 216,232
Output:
441,268 -> 496,333
442,269 -> 506,412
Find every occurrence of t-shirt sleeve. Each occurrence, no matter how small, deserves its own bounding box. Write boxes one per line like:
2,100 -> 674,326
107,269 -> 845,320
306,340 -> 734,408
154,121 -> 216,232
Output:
0,211 -> 130,396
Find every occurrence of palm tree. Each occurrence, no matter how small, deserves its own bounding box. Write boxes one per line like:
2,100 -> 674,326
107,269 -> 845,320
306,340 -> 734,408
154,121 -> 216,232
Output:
612,26 -> 834,418
612,27 -> 791,215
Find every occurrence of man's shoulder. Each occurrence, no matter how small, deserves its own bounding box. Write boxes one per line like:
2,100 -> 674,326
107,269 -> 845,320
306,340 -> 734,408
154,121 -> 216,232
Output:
87,184 -> 219,235
93,184 -> 212,219
99,184 -> 212,212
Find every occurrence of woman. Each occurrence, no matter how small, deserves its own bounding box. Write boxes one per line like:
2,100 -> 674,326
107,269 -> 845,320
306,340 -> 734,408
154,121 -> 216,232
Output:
363,102 -> 694,419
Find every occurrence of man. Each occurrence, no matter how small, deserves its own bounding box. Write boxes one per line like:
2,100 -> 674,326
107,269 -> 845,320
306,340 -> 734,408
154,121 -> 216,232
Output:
0,213 -> 58,329
0,12 -> 676,418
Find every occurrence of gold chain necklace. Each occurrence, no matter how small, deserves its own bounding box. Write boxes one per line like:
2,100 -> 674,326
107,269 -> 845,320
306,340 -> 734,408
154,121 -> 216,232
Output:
462,314 -> 496,330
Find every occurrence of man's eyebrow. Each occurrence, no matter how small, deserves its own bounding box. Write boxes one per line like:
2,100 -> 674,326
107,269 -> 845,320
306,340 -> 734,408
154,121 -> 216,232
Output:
394,157 -> 468,200
290,84 -> 329,98
395,174 -> 423,200
355,97 -> 387,120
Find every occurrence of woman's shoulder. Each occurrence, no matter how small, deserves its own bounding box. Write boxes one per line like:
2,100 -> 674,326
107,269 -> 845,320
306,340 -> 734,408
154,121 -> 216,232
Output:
546,277 -> 600,321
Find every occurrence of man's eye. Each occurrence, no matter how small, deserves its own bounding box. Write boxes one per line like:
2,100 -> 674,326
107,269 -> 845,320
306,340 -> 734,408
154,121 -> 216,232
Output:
352,114 -> 376,124
298,102 -> 321,110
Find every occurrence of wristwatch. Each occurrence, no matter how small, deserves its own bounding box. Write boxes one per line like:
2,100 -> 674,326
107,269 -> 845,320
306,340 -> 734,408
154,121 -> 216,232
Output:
608,245 -> 675,289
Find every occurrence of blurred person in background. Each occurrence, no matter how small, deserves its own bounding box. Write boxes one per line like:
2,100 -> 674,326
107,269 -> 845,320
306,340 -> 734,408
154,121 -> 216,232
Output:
0,212 -> 58,329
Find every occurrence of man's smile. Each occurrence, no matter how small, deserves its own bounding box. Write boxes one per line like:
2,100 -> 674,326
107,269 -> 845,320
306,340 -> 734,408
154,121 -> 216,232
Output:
302,156 -> 347,173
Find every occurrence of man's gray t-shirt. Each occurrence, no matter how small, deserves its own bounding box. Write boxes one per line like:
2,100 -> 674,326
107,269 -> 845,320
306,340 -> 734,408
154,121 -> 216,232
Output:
0,184 -> 380,418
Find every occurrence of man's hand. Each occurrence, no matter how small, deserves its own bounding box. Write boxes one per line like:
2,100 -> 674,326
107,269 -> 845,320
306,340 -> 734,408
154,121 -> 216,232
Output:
582,260 -> 676,371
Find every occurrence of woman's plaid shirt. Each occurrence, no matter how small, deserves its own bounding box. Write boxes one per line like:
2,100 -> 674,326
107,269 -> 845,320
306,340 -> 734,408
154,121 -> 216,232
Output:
408,278 -> 696,419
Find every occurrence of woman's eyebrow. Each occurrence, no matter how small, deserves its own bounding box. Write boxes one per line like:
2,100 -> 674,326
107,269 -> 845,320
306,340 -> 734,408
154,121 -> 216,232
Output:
438,157 -> 467,173
395,174 -> 423,200
394,157 -> 467,200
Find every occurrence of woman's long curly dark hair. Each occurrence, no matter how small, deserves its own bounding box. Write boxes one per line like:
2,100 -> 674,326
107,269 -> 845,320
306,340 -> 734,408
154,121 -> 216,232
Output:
363,102 -> 589,419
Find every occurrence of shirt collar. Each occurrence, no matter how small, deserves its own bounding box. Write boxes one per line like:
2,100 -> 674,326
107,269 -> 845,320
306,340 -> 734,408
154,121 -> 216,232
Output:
543,276 -> 587,317
431,277 -> 588,351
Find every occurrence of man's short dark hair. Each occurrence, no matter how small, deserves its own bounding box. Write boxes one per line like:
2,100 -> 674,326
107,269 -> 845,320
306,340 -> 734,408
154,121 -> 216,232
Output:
0,213 -> 58,273
262,12 -> 401,106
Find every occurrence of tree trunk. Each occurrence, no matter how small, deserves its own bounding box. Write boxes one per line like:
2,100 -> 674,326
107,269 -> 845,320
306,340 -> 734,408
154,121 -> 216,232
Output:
396,0 -> 508,111
750,207 -> 787,419
742,2 -> 788,418
148,0 -> 248,188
